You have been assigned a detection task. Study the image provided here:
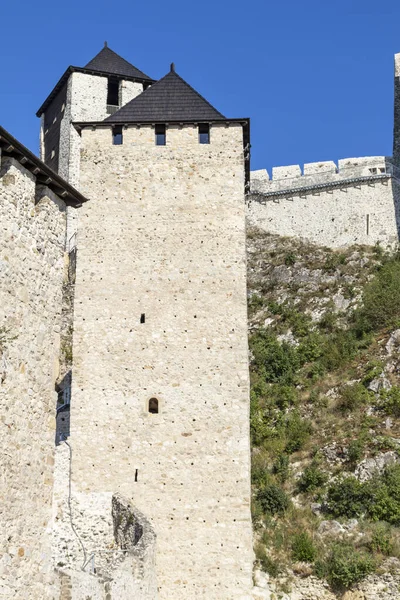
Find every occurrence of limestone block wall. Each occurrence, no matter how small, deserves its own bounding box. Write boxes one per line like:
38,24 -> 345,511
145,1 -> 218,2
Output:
249,157 -> 400,247
0,157 -> 67,599
55,72 -> 144,187
68,122 -> 253,599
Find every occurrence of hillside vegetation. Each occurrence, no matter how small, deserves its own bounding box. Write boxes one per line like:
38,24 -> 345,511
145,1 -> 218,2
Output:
247,227 -> 400,598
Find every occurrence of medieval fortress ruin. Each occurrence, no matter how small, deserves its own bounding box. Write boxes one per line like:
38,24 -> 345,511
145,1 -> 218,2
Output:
1,44 -> 400,599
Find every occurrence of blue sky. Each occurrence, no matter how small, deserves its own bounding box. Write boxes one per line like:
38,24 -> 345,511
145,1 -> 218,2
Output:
1,0 -> 400,172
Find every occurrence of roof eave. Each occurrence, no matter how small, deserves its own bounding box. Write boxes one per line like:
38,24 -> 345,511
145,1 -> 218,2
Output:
36,66 -> 155,117
73,117 -> 249,128
0,125 -> 88,207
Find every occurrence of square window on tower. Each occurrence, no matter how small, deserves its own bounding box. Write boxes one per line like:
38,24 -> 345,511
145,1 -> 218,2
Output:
112,126 -> 123,145
155,124 -> 166,146
199,123 -> 210,144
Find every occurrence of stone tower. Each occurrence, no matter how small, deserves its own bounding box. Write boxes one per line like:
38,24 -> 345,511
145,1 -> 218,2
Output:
37,44 -> 154,187
39,49 -> 253,598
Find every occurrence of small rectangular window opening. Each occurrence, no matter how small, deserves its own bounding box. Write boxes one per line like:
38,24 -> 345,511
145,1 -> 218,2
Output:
366,214 -> 370,235
107,77 -> 120,106
155,124 -> 166,146
199,123 -> 210,144
113,126 -> 123,146
135,469 -> 138,482
140,313 -> 145,324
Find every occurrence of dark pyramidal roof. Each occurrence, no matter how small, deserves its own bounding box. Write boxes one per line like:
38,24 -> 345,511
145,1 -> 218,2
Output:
37,45 -> 153,117
85,44 -> 152,81
105,65 -> 226,123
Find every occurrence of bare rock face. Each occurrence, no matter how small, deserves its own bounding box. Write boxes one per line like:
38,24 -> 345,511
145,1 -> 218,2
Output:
355,451 -> 399,482
112,493 -> 144,551
386,329 -> 400,356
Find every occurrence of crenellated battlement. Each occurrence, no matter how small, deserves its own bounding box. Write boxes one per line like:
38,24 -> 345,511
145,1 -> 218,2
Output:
251,156 -> 394,199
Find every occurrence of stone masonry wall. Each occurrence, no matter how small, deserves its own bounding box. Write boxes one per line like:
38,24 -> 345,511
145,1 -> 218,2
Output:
66,122 -> 253,599
249,156 -> 400,248
57,72 -> 144,188
0,156 -> 67,599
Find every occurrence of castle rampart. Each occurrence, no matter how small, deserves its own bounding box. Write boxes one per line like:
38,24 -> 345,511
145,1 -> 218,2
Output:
248,156 -> 400,248
0,156 -> 67,599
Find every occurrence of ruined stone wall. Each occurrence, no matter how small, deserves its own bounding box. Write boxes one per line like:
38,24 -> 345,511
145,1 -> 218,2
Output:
249,157 -> 400,248
0,156 -> 67,599
67,123 -> 253,599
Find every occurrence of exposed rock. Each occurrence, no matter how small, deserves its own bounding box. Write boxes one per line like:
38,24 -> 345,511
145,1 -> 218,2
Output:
368,376 -> 391,393
332,292 -> 351,312
386,329 -> 400,356
321,442 -> 348,464
318,520 -> 345,536
310,503 -> 322,516
355,451 -> 399,482
277,330 -> 299,347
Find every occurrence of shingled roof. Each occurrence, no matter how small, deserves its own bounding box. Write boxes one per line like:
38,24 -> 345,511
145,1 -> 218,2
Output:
0,125 -> 88,207
84,45 -> 152,80
105,66 -> 226,123
37,45 -> 154,117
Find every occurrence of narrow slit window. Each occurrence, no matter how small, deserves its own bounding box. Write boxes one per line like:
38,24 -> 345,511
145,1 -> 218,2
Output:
135,469 -> 138,482
140,313 -> 145,324
107,77 -> 119,106
199,123 -> 210,144
155,124 -> 166,146
149,398 -> 159,414
113,126 -> 123,146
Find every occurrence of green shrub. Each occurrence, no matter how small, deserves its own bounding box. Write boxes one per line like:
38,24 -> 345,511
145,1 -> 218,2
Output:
323,253 -> 347,273
326,466 -> 400,525
291,532 -> 317,562
337,382 -> 371,413
297,332 -> 324,365
318,311 -> 337,333
325,543 -> 375,588
284,412 -> 312,454
250,329 -> 299,384
368,523 -> 394,556
272,453 -> 290,483
362,360 -> 384,387
326,476 -> 367,518
273,384 -> 297,410
319,330 -> 358,372
255,543 -> 281,576
284,252 -> 296,266
355,258 -> 400,335
297,464 -> 328,493
365,465 -> 400,525
248,293 -> 264,312
257,484 -> 290,516
251,451 -> 270,487
380,387 -> 400,417
347,438 -> 365,466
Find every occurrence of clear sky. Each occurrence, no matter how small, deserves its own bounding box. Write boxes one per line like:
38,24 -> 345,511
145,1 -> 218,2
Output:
1,0 -> 400,173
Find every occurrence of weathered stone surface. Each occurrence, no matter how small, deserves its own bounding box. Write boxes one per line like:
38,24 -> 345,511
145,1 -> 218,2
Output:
249,157 -> 400,249
65,122 -> 253,599
355,451 -> 399,482
0,158 -> 67,599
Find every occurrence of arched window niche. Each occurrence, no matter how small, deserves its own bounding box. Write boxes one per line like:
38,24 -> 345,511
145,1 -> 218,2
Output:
148,397 -> 159,414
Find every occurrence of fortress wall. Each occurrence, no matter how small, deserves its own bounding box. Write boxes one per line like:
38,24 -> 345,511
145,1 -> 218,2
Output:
0,157 -> 67,599
67,122 -> 253,599
249,157 -> 400,247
